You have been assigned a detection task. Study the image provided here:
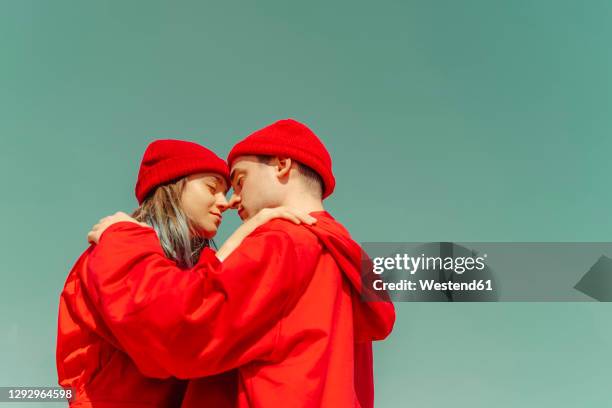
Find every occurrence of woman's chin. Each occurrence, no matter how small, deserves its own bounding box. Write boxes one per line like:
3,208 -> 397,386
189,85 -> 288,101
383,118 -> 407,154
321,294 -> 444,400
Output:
195,224 -> 217,240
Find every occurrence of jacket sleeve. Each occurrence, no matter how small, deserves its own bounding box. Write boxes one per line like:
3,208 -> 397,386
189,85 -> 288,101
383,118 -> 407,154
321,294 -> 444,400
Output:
82,221 -> 302,379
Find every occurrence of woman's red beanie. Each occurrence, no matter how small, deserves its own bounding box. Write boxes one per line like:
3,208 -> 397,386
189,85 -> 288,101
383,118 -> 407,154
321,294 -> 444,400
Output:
135,139 -> 229,204
227,119 -> 335,199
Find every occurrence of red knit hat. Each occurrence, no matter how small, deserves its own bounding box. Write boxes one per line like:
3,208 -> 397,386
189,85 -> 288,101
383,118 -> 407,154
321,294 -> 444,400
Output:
135,139 -> 230,204
227,119 -> 335,198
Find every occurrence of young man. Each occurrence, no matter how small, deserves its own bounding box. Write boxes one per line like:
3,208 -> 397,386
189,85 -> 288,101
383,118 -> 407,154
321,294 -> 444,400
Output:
86,119 -> 395,407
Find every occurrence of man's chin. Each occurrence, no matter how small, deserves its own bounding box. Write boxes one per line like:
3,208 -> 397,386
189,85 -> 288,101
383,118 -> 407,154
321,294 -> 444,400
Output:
238,209 -> 249,221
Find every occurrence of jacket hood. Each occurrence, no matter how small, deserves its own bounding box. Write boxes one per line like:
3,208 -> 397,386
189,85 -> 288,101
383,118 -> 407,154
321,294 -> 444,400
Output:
305,212 -> 395,342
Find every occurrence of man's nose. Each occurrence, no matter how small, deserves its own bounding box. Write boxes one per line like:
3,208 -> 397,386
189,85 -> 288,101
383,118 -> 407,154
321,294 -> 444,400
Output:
228,193 -> 241,209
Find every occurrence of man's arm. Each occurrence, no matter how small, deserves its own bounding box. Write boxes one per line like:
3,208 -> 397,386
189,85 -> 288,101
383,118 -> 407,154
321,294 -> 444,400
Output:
83,221 -> 304,379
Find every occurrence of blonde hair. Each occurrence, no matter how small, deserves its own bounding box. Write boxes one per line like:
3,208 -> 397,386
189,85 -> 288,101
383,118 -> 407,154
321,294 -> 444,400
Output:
132,178 -> 209,268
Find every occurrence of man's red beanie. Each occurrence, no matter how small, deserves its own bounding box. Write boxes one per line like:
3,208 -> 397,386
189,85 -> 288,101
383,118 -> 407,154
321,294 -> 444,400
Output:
227,119 -> 335,198
135,139 -> 229,204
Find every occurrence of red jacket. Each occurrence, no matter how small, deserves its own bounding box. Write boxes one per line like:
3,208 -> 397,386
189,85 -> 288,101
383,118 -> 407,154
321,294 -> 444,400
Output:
79,211 -> 395,407
56,249 -> 188,407
57,249 -> 237,406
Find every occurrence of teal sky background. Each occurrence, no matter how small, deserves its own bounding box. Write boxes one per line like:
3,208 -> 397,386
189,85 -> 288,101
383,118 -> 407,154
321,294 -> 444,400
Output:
1,1 -> 611,406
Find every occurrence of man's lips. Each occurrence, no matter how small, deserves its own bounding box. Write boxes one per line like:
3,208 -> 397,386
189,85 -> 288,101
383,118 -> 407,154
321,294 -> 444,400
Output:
210,212 -> 222,222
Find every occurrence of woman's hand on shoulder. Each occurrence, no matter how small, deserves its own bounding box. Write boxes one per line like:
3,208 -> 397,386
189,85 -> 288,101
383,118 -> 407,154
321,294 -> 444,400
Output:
215,207 -> 317,261
252,207 -> 317,227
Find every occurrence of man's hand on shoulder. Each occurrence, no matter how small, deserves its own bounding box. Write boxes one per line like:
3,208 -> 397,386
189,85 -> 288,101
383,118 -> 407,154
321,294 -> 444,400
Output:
87,211 -> 150,244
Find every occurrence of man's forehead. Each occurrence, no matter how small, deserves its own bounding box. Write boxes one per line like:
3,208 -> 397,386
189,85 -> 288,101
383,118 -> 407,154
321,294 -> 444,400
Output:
229,155 -> 260,173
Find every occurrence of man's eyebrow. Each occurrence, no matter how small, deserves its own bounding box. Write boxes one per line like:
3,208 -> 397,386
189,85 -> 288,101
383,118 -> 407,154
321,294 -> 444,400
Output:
230,169 -> 242,185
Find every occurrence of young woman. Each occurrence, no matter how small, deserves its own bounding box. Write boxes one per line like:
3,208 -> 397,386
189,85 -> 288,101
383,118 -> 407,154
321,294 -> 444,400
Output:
56,139 -> 314,408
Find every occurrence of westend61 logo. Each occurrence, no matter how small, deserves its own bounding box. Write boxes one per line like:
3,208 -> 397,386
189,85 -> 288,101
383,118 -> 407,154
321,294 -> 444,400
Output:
362,242 -> 612,302
372,253 -> 488,275
362,242 -> 498,302
369,253 -> 493,294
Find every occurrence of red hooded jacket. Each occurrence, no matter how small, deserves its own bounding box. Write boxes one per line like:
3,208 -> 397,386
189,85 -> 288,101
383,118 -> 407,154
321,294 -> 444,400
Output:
57,249 -> 233,406
62,211 -> 395,407
56,249 -> 189,407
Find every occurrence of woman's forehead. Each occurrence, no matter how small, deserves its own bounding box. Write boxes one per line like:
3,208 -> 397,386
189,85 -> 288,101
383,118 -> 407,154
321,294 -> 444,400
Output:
192,173 -> 228,189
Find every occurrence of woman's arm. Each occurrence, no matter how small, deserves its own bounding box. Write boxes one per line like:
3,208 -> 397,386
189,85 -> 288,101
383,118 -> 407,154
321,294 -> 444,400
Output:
82,220 -> 312,379
215,207 -> 316,260
87,207 -> 316,262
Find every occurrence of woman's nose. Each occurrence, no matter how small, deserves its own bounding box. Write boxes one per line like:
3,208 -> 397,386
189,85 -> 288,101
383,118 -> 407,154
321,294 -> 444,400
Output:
216,194 -> 230,213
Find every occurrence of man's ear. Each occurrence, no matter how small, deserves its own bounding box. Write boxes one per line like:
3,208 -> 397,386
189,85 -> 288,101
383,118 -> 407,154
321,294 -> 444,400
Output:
276,157 -> 293,179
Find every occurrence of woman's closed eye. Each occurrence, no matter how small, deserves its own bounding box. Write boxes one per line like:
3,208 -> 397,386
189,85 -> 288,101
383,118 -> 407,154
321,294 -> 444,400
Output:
206,183 -> 217,194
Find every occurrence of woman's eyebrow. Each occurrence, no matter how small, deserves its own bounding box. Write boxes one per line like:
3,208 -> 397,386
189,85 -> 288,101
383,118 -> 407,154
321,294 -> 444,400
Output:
215,176 -> 228,192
